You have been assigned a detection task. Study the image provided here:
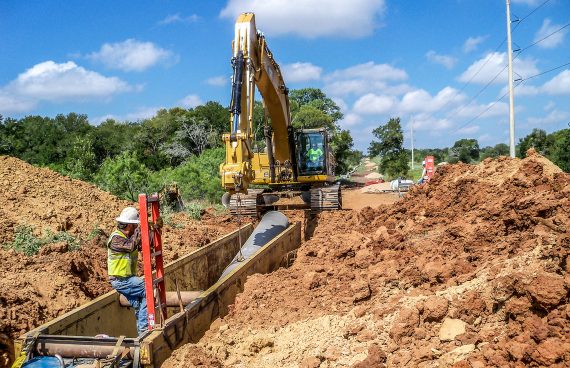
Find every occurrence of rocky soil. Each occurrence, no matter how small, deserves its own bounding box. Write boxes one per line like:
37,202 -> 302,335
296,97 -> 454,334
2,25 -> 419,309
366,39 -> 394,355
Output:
164,150 -> 570,368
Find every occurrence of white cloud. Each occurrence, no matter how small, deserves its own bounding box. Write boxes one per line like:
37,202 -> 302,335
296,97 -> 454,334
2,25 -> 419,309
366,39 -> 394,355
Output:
0,92 -> 35,114
534,19 -> 567,49
220,0 -> 386,38
327,62 -> 407,82
92,106 -> 162,124
331,97 -> 348,112
512,83 -> 540,96
338,113 -> 361,128
449,101 -> 508,120
541,69 -> 570,94
512,0 -> 541,5
426,50 -> 457,69
409,114 -> 453,132
400,87 -> 465,114
206,76 -> 229,87
282,62 -> 322,83
544,101 -> 556,111
526,109 -> 570,126
323,62 -> 409,97
463,36 -> 487,53
457,125 -> 480,134
158,13 -> 200,25
353,94 -> 396,115
179,94 -> 203,108
458,52 -> 539,84
88,39 -> 175,72
478,134 -> 494,143
0,60 -> 132,116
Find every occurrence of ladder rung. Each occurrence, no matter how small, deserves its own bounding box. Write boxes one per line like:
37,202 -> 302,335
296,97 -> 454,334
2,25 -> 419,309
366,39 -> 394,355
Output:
147,195 -> 160,203
153,277 -> 164,285
151,250 -> 162,258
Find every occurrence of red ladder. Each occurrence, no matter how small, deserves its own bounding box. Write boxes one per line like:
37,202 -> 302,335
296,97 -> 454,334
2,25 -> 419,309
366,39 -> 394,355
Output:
139,193 -> 167,331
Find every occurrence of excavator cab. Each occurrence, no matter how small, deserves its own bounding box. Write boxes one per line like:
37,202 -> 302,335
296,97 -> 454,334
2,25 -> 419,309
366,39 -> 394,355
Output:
297,129 -> 332,176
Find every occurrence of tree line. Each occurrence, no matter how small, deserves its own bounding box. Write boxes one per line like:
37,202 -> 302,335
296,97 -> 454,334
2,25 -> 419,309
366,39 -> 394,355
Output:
369,118 -> 570,179
0,88 -> 361,203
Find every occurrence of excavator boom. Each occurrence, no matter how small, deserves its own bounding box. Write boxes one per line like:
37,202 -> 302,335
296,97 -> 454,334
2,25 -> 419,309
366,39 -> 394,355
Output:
220,13 -> 340,215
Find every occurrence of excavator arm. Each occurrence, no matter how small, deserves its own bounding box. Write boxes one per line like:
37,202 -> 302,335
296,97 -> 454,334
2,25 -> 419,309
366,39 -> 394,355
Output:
220,13 -> 293,194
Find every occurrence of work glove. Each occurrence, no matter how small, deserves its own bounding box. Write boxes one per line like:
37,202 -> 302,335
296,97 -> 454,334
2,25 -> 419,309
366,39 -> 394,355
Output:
154,216 -> 164,230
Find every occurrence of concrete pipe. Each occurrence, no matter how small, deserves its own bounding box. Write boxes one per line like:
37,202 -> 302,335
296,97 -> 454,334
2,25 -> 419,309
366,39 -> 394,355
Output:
219,211 -> 289,279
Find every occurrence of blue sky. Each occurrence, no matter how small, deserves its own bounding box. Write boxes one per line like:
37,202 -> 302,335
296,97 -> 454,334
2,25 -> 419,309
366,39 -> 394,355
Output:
1,0 -> 569,151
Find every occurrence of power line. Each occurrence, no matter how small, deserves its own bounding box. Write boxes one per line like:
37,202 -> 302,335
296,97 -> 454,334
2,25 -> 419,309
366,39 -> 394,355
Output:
518,21 -> 570,53
446,21 -> 569,126
452,60 -> 570,133
452,81 -> 520,134
523,61 -> 570,81
433,1 -> 552,119
512,0 -> 552,31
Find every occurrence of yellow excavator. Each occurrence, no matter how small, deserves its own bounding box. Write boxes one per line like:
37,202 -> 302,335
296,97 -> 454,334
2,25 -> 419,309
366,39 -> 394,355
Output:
220,13 -> 341,216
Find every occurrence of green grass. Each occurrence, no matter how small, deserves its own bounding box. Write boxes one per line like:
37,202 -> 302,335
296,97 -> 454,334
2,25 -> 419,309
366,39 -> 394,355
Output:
408,166 -> 424,182
4,225 -> 80,256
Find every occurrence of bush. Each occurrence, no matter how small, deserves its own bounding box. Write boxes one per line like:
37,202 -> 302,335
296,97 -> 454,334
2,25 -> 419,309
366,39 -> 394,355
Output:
4,226 -> 79,255
151,147 -> 225,204
6,226 -> 43,255
94,151 -> 152,201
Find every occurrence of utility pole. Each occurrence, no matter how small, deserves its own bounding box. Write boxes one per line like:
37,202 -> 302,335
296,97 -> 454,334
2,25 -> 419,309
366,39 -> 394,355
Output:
506,0 -> 516,158
410,120 -> 414,170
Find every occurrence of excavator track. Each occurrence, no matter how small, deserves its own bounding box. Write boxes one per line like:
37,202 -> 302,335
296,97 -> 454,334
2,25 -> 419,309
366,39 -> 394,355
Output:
229,189 -> 264,217
310,184 -> 341,212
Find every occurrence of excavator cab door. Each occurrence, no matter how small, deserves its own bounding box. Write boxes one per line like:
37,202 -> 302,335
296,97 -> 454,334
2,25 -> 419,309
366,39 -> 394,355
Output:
297,129 -> 329,176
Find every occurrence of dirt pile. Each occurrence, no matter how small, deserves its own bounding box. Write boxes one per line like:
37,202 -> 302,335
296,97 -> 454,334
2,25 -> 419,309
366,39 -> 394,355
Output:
0,156 -> 235,368
164,151 -> 570,367
0,156 -> 132,241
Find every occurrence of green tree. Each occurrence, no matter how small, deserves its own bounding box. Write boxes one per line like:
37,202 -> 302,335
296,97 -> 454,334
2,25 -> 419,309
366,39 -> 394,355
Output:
368,117 -> 409,178
287,88 -> 359,174
95,151 -> 152,201
290,88 -> 343,124
479,143 -> 510,160
92,119 -> 139,162
330,130 -> 354,174
64,136 -> 97,180
368,118 -> 404,157
518,128 -> 551,158
548,129 -> 570,172
448,139 -> 480,163
152,148 -> 225,203
131,109 -> 182,170
291,105 -> 334,130
189,101 -> 229,139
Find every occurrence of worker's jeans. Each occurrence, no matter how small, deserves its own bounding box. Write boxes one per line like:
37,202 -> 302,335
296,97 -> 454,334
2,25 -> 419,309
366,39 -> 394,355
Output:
111,276 -> 148,336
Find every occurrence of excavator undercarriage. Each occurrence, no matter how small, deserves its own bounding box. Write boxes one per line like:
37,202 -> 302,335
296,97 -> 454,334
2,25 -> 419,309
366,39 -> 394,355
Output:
227,184 -> 342,217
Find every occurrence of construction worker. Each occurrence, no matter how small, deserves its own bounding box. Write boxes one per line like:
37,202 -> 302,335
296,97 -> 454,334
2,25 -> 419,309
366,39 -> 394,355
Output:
107,207 -> 148,335
306,143 -> 323,170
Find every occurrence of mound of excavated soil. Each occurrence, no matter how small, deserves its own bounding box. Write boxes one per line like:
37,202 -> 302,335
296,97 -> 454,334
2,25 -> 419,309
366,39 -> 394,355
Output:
0,156 -> 235,368
364,172 -> 383,180
0,155 -> 132,241
164,151 -> 570,368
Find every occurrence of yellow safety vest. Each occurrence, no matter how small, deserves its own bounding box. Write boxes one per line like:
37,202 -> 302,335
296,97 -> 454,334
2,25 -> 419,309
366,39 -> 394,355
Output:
107,230 -> 138,277
308,148 -> 323,162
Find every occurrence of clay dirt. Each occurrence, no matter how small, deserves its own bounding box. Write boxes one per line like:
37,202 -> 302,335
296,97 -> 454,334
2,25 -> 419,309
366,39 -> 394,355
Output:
0,156 -> 236,368
163,150 -> 570,368
1,151 -> 569,368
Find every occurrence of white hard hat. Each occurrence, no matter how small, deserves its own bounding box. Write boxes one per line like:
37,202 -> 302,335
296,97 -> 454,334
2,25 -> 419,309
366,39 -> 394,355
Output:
116,207 -> 140,224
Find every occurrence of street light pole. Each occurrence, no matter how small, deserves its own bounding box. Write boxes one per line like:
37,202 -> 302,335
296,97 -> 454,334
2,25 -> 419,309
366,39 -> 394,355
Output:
410,120 -> 414,170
